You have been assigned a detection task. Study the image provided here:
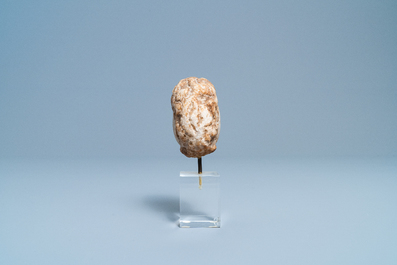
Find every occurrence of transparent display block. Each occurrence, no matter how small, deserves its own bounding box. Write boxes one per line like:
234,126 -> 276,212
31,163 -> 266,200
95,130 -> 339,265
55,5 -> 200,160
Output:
179,171 -> 220,228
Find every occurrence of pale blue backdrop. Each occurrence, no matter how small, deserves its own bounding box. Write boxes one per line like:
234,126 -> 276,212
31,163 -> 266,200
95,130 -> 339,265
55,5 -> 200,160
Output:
1,0 -> 396,159
1,2 -> 397,265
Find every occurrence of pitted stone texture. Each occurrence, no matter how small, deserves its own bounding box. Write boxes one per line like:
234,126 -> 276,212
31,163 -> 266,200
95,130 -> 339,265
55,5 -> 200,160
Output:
171,77 -> 220,158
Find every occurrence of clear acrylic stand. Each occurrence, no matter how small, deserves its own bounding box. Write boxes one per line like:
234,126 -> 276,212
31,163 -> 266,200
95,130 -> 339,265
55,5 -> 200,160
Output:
179,171 -> 220,228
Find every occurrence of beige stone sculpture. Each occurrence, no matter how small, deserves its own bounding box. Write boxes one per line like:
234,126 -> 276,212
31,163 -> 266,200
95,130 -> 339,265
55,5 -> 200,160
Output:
171,77 -> 220,159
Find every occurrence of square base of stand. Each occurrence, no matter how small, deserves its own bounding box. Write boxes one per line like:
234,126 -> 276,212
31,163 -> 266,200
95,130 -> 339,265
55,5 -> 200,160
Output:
179,216 -> 220,228
179,171 -> 220,228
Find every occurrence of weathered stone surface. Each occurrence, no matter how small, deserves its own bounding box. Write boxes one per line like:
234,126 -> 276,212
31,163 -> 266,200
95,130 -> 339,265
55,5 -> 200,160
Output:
171,77 -> 220,158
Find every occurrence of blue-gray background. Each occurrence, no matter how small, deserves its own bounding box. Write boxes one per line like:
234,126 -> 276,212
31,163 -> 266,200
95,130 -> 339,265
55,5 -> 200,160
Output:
1,0 -> 396,159
1,1 -> 397,265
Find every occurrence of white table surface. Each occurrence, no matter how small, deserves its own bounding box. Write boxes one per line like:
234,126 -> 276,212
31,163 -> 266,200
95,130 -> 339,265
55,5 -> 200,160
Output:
1,157 -> 396,265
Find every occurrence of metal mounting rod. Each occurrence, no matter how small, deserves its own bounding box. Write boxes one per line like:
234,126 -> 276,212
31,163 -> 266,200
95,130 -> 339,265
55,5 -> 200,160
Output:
198,157 -> 202,174
198,157 -> 202,189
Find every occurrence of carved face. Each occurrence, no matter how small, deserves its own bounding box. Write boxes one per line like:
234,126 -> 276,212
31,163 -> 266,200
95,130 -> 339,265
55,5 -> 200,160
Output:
171,77 -> 220,158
